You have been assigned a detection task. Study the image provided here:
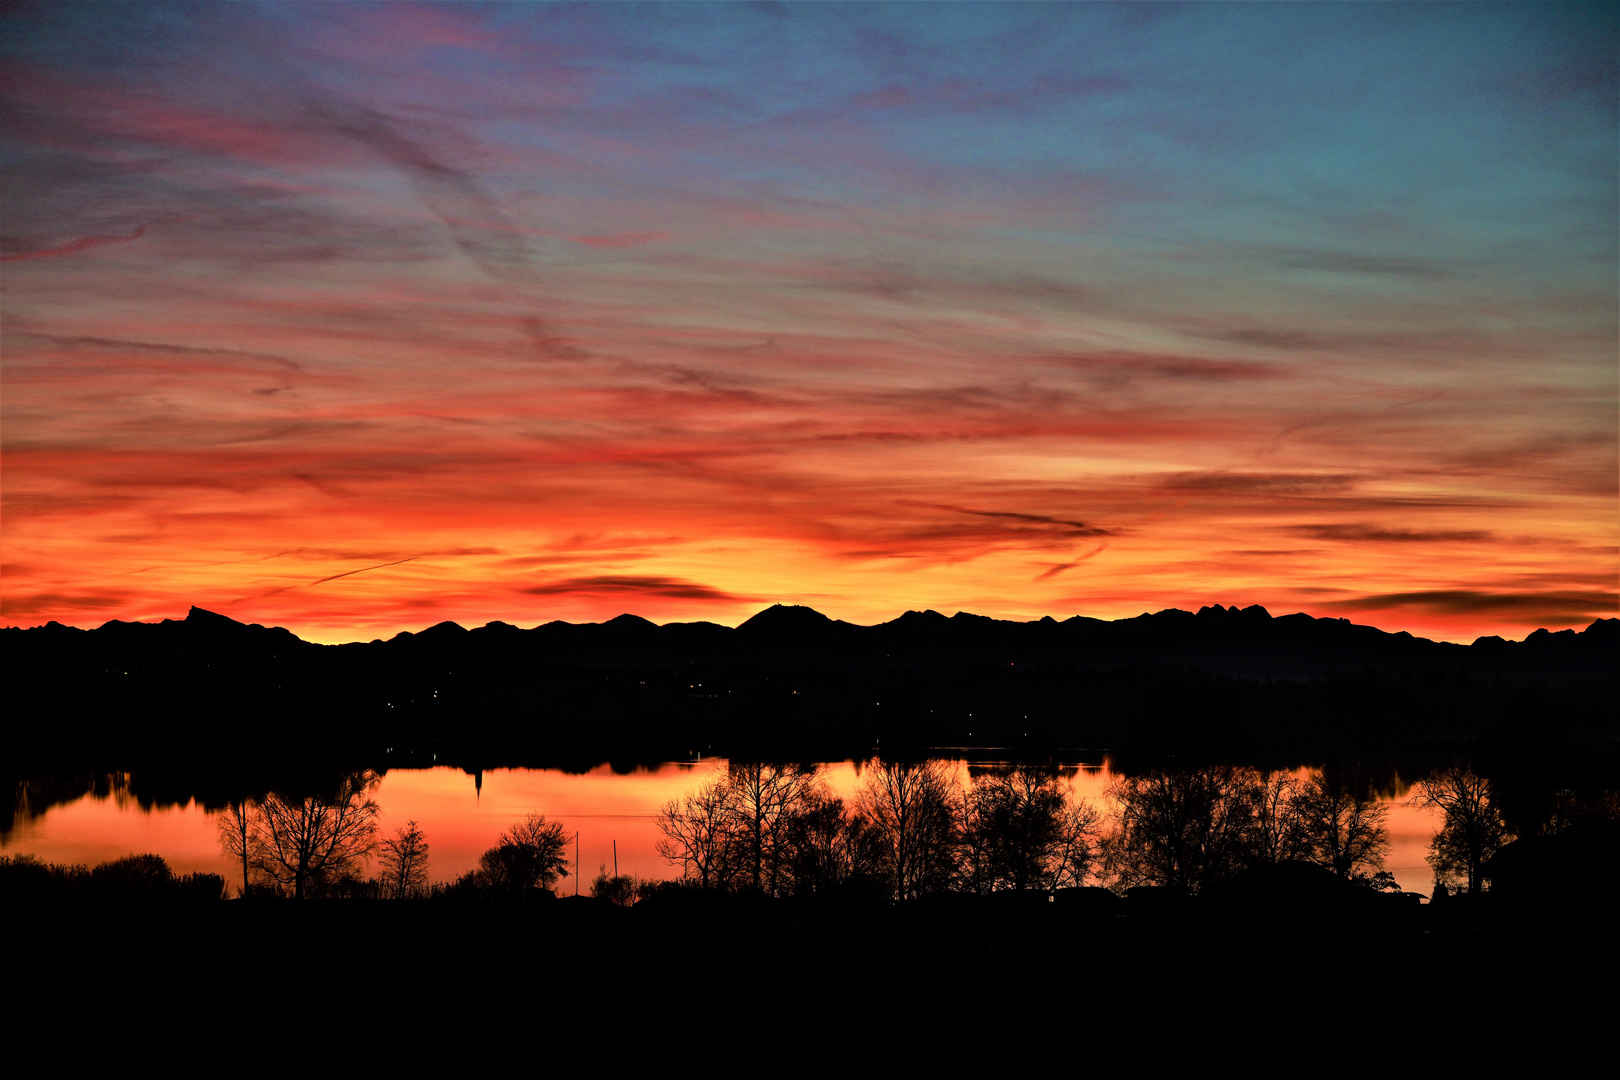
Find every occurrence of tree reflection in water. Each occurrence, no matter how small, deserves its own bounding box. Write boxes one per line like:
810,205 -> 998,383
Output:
6,757 -> 1600,898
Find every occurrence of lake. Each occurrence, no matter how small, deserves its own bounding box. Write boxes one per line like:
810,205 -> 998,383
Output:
2,759 -> 1445,897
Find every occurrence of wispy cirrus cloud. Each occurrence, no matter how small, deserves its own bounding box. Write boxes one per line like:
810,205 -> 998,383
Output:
1292,524 -> 1496,544
1,226 -> 147,262
520,575 -> 751,603
1034,542 -> 1109,582
1,2 -> 1612,643
1322,590 -> 1617,625
570,231 -> 669,248
897,501 -> 1112,539
1158,472 -> 1359,495
0,591 -> 132,617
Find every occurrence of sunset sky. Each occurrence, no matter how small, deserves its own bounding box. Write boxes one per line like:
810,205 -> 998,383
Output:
3,2 -> 1615,644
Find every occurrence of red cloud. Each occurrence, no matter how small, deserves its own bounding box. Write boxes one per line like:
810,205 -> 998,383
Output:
2,227 -> 147,262
570,232 -> 670,248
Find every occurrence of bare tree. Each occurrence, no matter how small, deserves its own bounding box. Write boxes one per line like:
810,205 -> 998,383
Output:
243,771 -> 381,899
1103,765 -> 1254,894
216,797 -> 255,898
857,758 -> 960,901
656,774 -> 742,889
1410,764 -> 1511,895
378,820 -> 430,898
1294,764 -> 1390,880
1243,771 -> 1309,866
781,793 -> 884,896
1047,799 -> 1103,891
727,761 -> 817,896
960,766 -> 1099,894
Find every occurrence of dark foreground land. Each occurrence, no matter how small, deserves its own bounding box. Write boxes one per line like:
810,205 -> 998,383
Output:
10,888 -> 1613,1065
9,605 -> 1616,1060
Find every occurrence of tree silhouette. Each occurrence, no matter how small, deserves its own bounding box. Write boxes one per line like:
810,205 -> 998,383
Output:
378,820 -> 430,898
1411,764 -> 1511,895
960,766 -> 1097,893
233,770 -> 381,899
655,774 -> 742,889
1294,764 -> 1390,880
1244,770 -> 1309,866
478,813 -> 572,899
856,758 -> 960,901
590,864 -> 637,906
1103,766 -> 1254,894
727,761 -> 817,896
216,797 -> 255,898
655,763 -> 835,898
780,792 -> 883,897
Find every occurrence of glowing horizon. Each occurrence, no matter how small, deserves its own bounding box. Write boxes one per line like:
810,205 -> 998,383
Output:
4,4 -> 1616,646
16,597 -> 1617,651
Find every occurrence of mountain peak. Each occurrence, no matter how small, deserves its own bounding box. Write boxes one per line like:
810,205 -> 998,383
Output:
738,604 -> 833,632
186,606 -> 243,629
892,609 -> 949,624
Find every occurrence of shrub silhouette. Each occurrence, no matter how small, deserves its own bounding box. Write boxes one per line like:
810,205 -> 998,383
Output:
0,853 -> 223,902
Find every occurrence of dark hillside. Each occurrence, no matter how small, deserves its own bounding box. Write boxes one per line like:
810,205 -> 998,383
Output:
5,604 -> 1613,772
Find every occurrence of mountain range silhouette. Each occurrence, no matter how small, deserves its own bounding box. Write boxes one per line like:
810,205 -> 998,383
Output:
13,601 -> 1612,668
5,603 -> 1614,767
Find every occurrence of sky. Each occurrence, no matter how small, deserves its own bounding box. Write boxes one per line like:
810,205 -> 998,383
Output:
2,2 -> 1615,644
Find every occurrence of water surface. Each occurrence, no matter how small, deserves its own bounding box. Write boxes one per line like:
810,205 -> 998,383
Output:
4,761 -> 1443,896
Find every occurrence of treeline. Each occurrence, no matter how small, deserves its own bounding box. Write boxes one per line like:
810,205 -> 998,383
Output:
649,758 -> 1619,903
652,760 -> 1404,903
194,760 -> 1404,903
0,852 -> 226,901
14,758 -> 1610,907
214,770 -> 585,902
